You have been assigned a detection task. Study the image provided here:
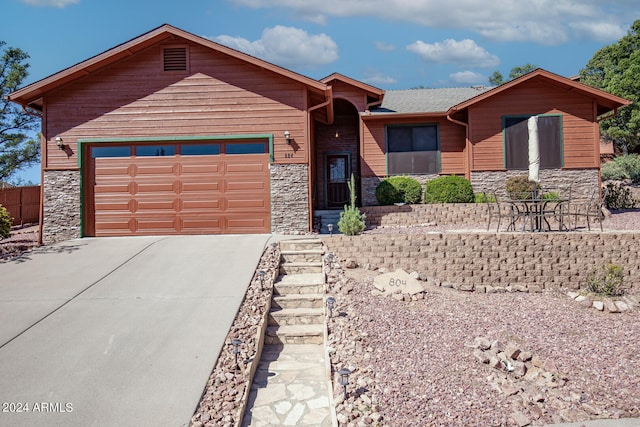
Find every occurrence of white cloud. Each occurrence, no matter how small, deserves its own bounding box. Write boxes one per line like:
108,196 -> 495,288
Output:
407,39 -> 500,68
449,71 -> 486,84
360,70 -> 397,86
21,0 -> 78,6
226,0 -> 636,44
212,26 -> 338,69
375,41 -> 396,52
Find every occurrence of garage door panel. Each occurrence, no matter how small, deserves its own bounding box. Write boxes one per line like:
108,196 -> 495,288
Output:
89,142 -> 271,236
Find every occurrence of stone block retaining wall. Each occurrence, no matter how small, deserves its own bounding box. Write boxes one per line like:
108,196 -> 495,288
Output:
324,233 -> 640,292
361,204 -> 483,227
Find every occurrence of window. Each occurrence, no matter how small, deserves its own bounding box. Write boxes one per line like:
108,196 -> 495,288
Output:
226,143 -> 266,154
91,146 -> 131,158
181,144 -> 220,155
135,145 -> 175,156
387,124 -> 439,174
504,115 -> 562,169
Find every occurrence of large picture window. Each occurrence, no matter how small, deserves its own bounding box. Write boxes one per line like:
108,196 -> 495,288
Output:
503,115 -> 563,169
387,124 -> 439,174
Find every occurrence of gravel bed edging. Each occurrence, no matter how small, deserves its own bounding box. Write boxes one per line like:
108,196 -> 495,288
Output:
191,243 -> 280,427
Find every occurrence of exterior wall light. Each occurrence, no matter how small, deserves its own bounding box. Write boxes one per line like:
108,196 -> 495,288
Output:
284,130 -> 291,144
338,368 -> 351,399
55,136 -> 64,150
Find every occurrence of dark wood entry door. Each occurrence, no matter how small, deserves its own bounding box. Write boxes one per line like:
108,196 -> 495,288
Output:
326,154 -> 350,208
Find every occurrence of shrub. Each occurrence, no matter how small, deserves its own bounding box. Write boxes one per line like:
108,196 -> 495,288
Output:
0,204 -> 12,239
424,175 -> 474,203
338,174 -> 366,235
603,181 -> 638,209
474,192 -> 496,203
601,154 -> 640,183
542,191 -> 560,201
586,263 -> 624,296
375,176 -> 422,205
505,175 -> 539,199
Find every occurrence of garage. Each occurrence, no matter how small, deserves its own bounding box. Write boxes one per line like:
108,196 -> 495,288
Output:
83,140 -> 271,236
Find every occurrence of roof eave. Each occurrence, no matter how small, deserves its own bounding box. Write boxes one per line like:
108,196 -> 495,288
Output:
8,24 -> 329,109
361,111 -> 448,121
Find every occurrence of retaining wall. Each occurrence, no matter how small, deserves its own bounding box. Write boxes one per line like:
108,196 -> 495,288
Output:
324,232 -> 640,292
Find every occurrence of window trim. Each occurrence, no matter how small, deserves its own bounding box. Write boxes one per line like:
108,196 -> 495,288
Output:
502,114 -> 564,170
385,123 -> 441,175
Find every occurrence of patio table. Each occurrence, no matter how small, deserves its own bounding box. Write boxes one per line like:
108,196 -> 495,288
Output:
508,197 -> 570,232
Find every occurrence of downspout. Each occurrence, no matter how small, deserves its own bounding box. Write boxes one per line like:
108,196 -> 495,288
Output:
446,109 -> 471,180
307,86 -> 333,231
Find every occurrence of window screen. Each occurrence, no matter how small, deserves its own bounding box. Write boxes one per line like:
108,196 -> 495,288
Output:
387,125 -> 439,174
504,115 -> 562,169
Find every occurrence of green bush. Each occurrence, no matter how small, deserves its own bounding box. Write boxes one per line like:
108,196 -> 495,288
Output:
0,204 -> 12,239
474,192 -> 496,203
505,175 -> 538,199
375,176 -> 422,205
603,181 -> 638,209
424,175 -> 474,203
586,263 -> 624,296
601,154 -> 640,183
338,174 -> 366,235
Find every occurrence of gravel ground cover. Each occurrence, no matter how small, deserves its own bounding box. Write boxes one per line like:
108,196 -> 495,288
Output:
0,224 -> 38,261
326,265 -> 640,427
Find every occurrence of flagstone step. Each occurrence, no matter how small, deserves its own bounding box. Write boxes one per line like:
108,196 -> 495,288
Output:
279,262 -> 323,275
272,294 -> 324,310
279,239 -> 323,252
265,324 -> 325,345
268,307 -> 325,326
280,249 -> 324,263
273,280 -> 324,295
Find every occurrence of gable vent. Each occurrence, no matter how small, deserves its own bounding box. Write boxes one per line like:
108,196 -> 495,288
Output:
163,47 -> 187,71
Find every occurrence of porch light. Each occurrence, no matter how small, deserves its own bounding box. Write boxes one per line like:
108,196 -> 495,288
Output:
284,130 -> 291,144
55,136 -> 64,150
338,368 -> 351,399
231,339 -> 243,370
257,270 -> 266,291
326,296 -> 336,317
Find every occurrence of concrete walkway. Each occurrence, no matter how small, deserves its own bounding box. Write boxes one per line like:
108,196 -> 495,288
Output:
242,344 -> 334,426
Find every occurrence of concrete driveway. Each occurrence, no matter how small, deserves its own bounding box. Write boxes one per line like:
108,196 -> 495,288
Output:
0,235 -> 270,427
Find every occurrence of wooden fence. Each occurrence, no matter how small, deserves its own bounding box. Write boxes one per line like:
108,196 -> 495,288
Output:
0,186 -> 40,225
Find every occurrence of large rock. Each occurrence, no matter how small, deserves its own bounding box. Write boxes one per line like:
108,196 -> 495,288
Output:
373,269 -> 424,296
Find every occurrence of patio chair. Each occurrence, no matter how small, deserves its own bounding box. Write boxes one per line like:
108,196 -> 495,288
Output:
485,191 -> 522,231
539,186 -> 572,231
568,189 -> 604,231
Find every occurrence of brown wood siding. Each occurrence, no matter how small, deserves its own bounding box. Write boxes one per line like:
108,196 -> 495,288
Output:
468,80 -> 597,171
361,117 -> 466,176
330,81 -> 368,111
44,40 -> 308,169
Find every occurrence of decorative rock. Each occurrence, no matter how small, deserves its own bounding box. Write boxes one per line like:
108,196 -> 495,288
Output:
603,298 -> 619,313
615,300 -> 630,312
504,343 -> 521,360
373,269 -> 425,296
474,337 -> 492,350
511,411 -> 531,427
511,360 -> 527,378
344,259 -> 358,269
567,291 -> 579,299
517,351 -> 533,362
473,349 -> 490,364
575,295 -> 592,308
592,301 -> 605,311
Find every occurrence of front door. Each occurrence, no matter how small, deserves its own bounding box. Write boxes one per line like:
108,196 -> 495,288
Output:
325,154 -> 350,208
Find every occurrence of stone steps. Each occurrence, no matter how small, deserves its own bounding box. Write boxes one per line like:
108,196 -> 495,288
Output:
272,293 -> 324,310
267,238 -> 325,345
268,307 -> 325,326
265,324 -> 325,345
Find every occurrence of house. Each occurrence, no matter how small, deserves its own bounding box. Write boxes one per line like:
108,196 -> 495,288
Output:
7,24 -> 631,243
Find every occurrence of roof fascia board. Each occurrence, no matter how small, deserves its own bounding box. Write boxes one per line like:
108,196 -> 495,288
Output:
361,111 -> 448,121
320,72 -> 384,97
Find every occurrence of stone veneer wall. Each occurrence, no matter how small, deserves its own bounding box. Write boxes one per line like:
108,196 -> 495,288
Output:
471,169 -> 599,199
361,204 -> 483,227
325,232 -> 640,292
270,163 -> 309,234
42,170 -> 82,244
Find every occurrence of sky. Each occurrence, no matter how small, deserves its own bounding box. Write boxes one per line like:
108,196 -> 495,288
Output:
4,0 -> 639,183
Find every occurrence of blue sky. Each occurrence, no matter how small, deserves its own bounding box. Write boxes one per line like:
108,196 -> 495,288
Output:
4,0 -> 639,183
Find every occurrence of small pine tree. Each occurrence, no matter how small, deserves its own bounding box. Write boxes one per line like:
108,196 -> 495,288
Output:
337,174 -> 366,236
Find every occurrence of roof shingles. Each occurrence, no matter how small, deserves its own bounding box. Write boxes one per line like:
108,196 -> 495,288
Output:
372,86 -> 493,114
